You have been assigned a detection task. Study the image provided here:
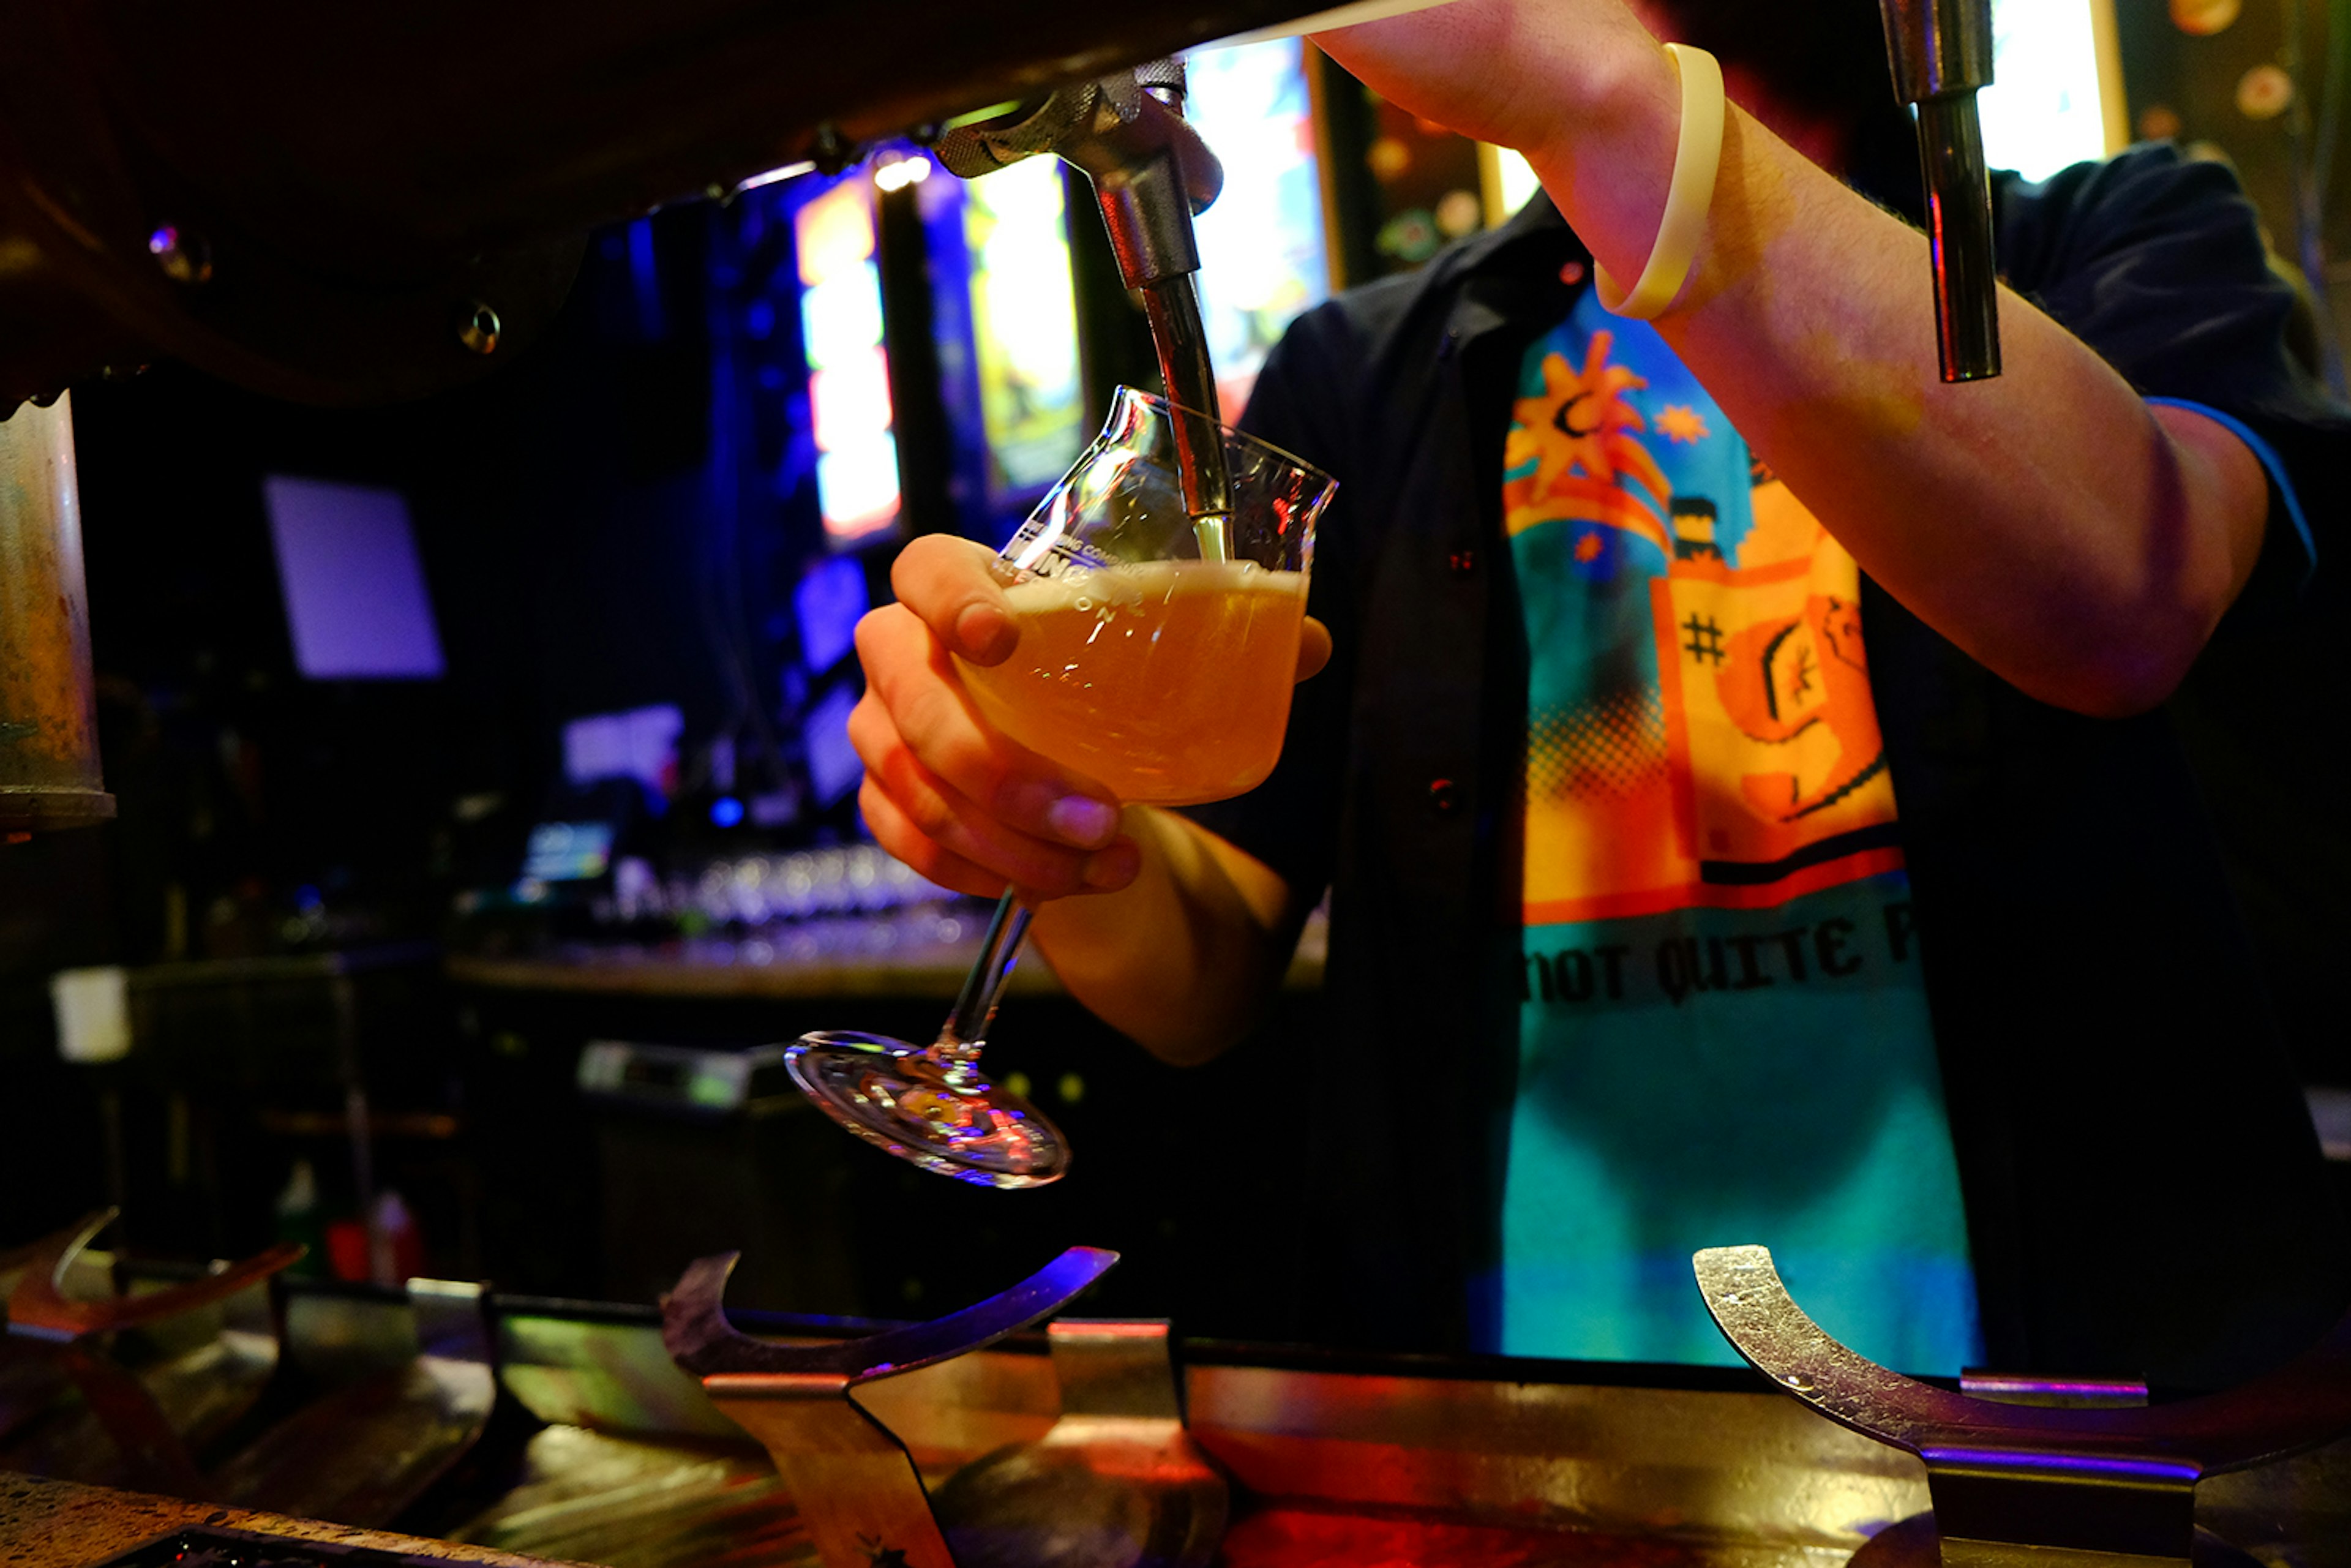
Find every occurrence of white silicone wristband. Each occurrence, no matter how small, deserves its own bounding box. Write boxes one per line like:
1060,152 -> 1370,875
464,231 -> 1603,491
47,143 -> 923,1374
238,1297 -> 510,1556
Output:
1594,43 -> 1726,321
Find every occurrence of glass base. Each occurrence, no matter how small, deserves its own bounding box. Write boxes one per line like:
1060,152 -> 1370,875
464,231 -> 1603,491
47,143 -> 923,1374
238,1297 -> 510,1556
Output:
785,1031 -> 1070,1190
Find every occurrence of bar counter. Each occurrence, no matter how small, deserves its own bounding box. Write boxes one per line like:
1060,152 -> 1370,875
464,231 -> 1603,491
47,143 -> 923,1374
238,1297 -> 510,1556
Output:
8,1323 -> 2351,1568
0,1473 -> 550,1568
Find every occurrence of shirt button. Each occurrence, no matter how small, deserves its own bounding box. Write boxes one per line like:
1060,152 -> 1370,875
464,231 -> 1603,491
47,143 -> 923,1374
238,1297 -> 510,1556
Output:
1448,549 -> 1477,576
1428,778 -> 1461,815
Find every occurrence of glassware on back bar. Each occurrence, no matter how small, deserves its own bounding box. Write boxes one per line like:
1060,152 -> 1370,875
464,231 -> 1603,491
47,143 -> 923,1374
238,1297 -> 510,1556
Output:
785,387 -> 1337,1188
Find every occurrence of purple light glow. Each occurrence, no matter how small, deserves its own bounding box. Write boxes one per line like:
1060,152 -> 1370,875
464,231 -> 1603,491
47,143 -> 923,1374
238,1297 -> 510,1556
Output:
1921,1447 -> 2200,1484
1963,1378 -> 2147,1400
803,682 -> 863,806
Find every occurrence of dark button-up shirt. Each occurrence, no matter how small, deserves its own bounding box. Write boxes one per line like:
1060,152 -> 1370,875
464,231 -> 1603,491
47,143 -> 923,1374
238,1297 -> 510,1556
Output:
1198,144 -> 2351,1387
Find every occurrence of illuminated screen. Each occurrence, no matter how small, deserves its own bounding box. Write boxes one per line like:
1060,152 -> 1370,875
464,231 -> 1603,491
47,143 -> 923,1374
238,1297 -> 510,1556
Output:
523,821 -> 615,882
963,159 -> 1086,501
263,476 -> 446,680
563,705 -> 684,797
796,555 -> 868,673
1187,37 -> 1331,418
796,179 -> 901,543
1981,0 -> 2112,181
803,681 -> 863,807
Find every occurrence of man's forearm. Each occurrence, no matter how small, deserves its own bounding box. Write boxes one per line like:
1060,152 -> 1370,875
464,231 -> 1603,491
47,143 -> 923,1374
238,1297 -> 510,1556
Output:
1318,2 -> 2272,715
1027,808 -> 1301,1066
1627,102 -> 2266,705
1602,101 -> 2267,715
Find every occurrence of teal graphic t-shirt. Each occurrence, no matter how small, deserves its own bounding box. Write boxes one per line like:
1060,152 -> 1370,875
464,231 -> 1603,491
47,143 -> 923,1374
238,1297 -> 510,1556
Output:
1497,289 -> 1982,1373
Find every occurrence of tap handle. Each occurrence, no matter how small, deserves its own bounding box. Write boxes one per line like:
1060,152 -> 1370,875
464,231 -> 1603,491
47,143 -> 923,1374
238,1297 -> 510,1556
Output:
1878,0 -> 1993,100
934,69 -> 1222,291
934,71 -> 1221,216
932,86 -> 1097,174
1133,55 -> 1189,111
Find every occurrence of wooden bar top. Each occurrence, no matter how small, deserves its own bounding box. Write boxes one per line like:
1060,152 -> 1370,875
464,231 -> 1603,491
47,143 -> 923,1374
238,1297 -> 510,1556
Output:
0,1472 -> 558,1568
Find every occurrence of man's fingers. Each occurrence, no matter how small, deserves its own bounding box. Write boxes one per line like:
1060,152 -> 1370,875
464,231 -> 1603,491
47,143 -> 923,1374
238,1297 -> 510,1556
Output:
864,775 -> 1141,902
856,607 -> 1121,849
889,534 -> 1018,664
1078,835 -> 1142,892
851,692 -> 1129,897
853,539 -> 1165,901
860,759 -> 1140,901
858,779 -> 1007,900
1295,615 -> 1332,683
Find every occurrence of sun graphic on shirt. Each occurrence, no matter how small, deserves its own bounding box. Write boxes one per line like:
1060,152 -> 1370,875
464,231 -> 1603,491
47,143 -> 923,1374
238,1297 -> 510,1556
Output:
1507,332 -> 1671,509
1656,404 -> 1711,444
1573,531 -> 1604,563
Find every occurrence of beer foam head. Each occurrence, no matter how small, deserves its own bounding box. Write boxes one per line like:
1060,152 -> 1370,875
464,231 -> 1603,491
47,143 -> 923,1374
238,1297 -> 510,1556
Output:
1000,558 -> 1303,615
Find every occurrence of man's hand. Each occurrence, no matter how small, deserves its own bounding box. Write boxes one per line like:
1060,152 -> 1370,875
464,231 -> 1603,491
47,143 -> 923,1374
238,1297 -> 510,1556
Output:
851,536 -> 1134,901
850,535 -> 1330,901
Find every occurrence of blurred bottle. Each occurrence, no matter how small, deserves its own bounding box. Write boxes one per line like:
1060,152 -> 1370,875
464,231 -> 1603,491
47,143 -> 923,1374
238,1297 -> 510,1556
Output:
274,1158 -> 327,1277
324,1188 -> 426,1283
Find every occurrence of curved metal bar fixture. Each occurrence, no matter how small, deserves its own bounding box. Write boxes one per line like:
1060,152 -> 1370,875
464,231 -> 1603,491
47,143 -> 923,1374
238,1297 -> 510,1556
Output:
0,1210 -> 111,1288
6,1209 -> 305,1345
1696,1244 -> 2351,1472
661,1246 -> 1117,1383
661,1248 -> 1119,1568
1695,1245 -> 2351,1566
2,1209 -> 304,1497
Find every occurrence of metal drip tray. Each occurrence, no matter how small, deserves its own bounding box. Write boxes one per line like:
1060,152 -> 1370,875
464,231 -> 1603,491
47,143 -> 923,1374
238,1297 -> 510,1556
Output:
449,1427 -> 809,1568
485,1288 -> 2351,1568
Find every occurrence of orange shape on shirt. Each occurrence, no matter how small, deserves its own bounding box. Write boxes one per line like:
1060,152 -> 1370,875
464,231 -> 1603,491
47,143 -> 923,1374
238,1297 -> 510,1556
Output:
1713,593 -> 1888,822
1506,335 -> 1672,512
1655,403 -> 1711,444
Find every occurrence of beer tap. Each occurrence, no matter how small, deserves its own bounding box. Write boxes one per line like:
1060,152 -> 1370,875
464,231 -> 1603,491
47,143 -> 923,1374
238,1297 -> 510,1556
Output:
1878,0 -> 2001,382
936,61 -> 1235,556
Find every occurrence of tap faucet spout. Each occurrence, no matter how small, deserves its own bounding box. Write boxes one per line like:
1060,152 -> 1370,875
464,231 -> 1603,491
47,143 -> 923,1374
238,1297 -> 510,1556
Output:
936,64 -> 1234,553
1879,0 -> 2001,382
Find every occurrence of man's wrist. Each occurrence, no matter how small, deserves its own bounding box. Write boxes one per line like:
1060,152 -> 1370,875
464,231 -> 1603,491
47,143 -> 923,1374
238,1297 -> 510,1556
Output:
1518,36 -> 1689,304
1520,27 -> 1680,179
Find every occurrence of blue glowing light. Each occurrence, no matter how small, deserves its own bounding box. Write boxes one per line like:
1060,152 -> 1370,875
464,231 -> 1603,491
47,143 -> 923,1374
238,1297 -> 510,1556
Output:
710,796 -> 746,828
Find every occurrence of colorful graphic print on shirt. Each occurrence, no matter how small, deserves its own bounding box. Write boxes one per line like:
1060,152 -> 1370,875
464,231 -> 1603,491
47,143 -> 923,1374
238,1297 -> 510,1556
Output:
1495,289 -> 1978,1375
1505,314 -> 1901,920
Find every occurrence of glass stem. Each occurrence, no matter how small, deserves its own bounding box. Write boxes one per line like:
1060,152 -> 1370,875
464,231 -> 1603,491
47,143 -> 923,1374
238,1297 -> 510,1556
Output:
934,890 -> 1033,1066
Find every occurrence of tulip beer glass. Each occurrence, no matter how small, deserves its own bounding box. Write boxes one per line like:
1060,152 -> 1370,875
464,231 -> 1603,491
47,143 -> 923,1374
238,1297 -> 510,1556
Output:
786,387 -> 1336,1187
